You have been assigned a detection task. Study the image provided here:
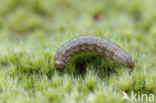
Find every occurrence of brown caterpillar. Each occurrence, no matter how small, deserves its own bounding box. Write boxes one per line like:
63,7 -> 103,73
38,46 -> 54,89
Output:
55,36 -> 135,71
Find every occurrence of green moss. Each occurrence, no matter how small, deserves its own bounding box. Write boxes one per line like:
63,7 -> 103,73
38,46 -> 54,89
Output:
0,0 -> 156,103
119,73 -> 133,91
5,7 -> 49,32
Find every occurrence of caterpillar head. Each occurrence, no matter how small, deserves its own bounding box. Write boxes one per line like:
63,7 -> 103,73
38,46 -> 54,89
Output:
55,60 -> 65,71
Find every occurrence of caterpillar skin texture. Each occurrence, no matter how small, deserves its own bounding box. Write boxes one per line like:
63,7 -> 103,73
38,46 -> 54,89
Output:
55,36 -> 135,71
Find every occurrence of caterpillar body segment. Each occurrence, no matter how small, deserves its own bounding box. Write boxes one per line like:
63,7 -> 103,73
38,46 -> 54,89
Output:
55,36 -> 135,70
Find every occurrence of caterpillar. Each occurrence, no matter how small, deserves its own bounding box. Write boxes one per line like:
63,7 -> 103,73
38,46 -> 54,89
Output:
55,36 -> 135,71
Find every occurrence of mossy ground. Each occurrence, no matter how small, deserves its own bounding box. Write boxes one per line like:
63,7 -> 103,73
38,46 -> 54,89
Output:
0,0 -> 156,103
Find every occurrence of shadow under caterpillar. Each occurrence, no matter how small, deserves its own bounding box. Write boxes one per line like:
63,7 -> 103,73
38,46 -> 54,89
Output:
55,36 -> 135,71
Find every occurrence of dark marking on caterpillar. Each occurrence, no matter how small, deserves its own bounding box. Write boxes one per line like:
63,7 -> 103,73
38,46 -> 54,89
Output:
55,36 -> 135,71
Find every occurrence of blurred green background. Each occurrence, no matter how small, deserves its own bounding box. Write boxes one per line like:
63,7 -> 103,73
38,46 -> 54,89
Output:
0,0 -> 156,37
0,0 -> 156,103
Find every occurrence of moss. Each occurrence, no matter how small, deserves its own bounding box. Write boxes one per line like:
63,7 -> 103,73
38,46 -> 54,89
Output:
5,7 -> 49,33
0,0 -> 156,103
